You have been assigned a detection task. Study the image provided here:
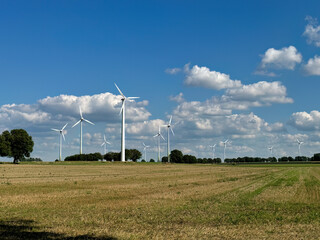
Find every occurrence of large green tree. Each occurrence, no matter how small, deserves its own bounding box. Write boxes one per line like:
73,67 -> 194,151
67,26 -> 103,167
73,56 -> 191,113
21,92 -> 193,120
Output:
0,129 -> 34,163
170,149 -> 183,163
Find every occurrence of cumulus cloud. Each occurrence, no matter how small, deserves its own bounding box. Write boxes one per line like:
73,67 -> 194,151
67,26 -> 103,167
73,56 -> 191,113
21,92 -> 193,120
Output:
303,16 -> 320,47
169,93 -> 185,103
259,46 -> 302,71
288,110 -> 320,131
126,119 -> 166,135
303,55 -> 320,75
184,64 -> 242,90
0,92 -> 151,130
226,81 -> 293,104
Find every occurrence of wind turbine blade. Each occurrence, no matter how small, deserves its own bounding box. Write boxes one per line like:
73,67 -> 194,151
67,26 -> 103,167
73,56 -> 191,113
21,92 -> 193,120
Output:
153,134 -> 158,138
213,144 -> 216,147
72,120 -> 81,128
169,116 -> 172,125
62,123 -> 68,130
106,141 -> 111,145
170,127 -> 175,136
101,142 -> 105,146
51,128 -> 60,132
84,119 -> 94,125
160,134 -> 165,140
62,133 -> 66,141
104,135 -> 106,142
114,83 -> 125,97
143,142 -> 146,147
173,120 -> 180,126
162,125 -> 168,127
127,97 -> 140,102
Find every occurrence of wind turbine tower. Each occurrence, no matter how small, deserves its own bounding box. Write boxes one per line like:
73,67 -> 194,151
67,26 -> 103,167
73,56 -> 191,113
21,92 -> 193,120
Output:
115,83 -> 139,162
143,142 -> 150,161
222,139 -> 229,163
162,116 -> 175,162
72,107 -> 94,154
297,139 -> 303,156
101,134 -> 111,155
153,126 -> 165,162
209,144 -> 216,159
51,123 -> 68,161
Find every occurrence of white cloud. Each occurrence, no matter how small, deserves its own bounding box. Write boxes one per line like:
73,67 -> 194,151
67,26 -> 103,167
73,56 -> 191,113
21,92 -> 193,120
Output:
226,81 -> 293,104
303,16 -> 320,47
126,119 -> 165,135
259,46 -> 302,70
0,92 -> 151,130
165,67 -> 181,74
184,64 -> 242,90
303,55 -> 320,75
288,110 -> 320,131
169,93 -> 185,103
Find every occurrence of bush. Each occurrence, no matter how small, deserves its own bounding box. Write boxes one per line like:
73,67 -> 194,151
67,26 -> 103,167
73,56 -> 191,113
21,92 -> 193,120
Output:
65,152 -> 103,161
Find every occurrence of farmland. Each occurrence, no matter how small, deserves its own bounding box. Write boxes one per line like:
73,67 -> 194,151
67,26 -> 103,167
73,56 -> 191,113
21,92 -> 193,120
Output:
0,162 -> 320,239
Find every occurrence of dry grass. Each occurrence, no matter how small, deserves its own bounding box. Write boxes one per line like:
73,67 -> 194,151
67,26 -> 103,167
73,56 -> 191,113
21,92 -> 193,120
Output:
0,162 -> 319,239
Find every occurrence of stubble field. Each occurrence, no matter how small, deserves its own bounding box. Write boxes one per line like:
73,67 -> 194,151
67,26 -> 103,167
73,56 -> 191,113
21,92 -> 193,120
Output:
0,162 -> 320,239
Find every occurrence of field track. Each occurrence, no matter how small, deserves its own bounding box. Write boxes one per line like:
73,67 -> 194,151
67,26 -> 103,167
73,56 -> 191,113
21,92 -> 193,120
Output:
0,162 -> 320,239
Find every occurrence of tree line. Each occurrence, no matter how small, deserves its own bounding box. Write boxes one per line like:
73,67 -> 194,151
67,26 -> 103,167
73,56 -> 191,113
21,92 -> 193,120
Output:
64,149 -> 142,162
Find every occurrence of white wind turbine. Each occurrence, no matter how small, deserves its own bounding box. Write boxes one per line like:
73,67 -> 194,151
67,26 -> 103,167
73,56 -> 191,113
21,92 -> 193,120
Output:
153,126 -> 165,162
209,144 -> 216,159
115,83 -> 140,162
51,123 -> 68,161
297,139 -> 303,156
162,116 -> 176,163
72,107 -> 94,154
101,134 -> 111,155
222,139 -> 229,163
143,142 -> 150,162
268,146 -> 273,156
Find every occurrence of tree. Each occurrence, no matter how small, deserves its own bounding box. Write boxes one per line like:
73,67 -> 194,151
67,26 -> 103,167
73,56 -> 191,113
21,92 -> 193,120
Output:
128,149 -> 142,162
162,156 -> 168,162
0,131 -> 11,157
0,129 -> 34,164
170,149 -> 183,163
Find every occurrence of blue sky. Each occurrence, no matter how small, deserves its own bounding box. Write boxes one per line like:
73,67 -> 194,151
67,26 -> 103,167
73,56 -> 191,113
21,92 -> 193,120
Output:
1,0 -> 320,161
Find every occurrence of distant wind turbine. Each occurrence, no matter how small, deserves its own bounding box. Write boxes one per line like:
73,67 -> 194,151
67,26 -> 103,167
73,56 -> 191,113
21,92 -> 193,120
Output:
268,146 -> 273,156
115,83 -> 139,162
209,144 -> 216,159
297,139 -> 303,156
162,116 -> 175,162
72,107 -> 94,154
52,123 -> 68,161
221,139 -> 229,163
143,142 -> 150,162
153,126 -> 165,162
101,134 -> 111,155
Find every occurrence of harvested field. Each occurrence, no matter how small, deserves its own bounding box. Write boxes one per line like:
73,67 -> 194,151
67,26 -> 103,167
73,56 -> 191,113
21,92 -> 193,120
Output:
0,162 -> 319,239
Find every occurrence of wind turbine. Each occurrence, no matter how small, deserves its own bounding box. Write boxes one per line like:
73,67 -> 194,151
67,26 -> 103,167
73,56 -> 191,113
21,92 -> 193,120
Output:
51,123 -> 68,161
143,142 -> 150,162
221,139 -> 229,163
162,116 -> 175,162
153,126 -> 165,162
72,107 -> 94,154
268,146 -> 273,156
101,134 -> 111,155
209,144 -> 216,159
115,83 -> 139,162
297,139 -> 303,156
